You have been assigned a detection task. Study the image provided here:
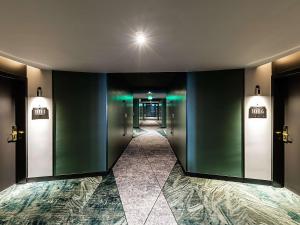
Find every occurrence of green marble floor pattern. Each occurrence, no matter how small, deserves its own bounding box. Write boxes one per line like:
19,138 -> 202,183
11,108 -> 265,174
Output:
1,162 -> 300,225
133,128 -> 147,138
155,128 -> 167,137
163,163 -> 300,225
0,172 -> 127,225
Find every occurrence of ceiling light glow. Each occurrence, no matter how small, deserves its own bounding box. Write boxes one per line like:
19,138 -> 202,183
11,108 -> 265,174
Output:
135,32 -> 147,46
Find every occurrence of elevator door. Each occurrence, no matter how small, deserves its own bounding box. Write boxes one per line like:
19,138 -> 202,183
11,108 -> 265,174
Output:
0,77 -> 16,191
284,76 -> 300,195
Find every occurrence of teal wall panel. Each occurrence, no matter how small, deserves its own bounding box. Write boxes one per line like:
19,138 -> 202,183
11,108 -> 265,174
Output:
53,72 -> 107,175
166,89 -> 187,170
139,103 -> 144,121
133,99 -> 139,128
161,99 -> 167,128
187,70 -> 244,177
107,76 -> 133,169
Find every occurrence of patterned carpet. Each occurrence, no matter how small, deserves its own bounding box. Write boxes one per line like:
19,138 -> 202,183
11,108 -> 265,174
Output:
163,163 -> 300,225
132,128 -> 147,138
0,173 -> 126,225
155,128 -> 167,137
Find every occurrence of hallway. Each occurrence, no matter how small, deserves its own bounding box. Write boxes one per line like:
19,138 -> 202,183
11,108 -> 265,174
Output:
1,2 -> 300,224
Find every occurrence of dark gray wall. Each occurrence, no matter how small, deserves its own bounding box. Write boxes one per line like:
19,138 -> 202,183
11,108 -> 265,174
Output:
107,75 -> 133,169
187,70 -> 244,177
0,78 -> 16,191
53,71 -> 107,175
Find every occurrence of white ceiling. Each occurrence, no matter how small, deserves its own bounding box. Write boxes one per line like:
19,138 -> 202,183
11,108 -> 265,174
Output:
0,0 -> 300,73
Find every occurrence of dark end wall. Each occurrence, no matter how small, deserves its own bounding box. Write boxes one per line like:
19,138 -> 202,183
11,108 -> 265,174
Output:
53,71 -> 107,175
107,75 -> 133,169
187,70 -> 244,178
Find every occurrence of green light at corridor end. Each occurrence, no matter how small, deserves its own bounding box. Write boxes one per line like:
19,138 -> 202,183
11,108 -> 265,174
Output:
148,95 -> 153,100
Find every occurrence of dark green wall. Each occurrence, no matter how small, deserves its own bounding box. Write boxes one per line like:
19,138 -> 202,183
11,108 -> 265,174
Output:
107,75 -> 133,169
160,99 -> 167,128
133,99 -> 139,128
166,90 -> 187,170
53,71 -> 107,175
139,103 -> 144,121
187,70 -> 244,177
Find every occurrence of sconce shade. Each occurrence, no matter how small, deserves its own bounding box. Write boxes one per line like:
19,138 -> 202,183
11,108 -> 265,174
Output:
255,85 -> 261,96
37,87 -> 43,97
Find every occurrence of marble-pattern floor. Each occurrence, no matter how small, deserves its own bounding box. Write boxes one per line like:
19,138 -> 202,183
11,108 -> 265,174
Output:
113,124 -> 177,225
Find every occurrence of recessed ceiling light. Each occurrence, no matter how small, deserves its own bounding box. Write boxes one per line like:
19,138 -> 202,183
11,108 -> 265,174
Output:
135,31 -> 147,46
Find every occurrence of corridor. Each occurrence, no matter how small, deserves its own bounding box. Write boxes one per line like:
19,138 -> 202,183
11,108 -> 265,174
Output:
1,2 -> 300,224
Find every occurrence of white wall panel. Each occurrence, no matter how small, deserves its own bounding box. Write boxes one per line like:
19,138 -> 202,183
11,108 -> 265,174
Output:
244,63 -> 272,180
27,66 -> 53,178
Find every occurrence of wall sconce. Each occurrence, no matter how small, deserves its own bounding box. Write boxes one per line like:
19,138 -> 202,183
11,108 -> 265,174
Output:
32,87 -> 49,120
37,87 -> 43,97
255,85 -> 261,96
248,84 -> 267,118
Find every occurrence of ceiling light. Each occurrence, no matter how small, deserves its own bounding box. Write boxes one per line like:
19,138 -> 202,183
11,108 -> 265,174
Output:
135,32 -> 147,46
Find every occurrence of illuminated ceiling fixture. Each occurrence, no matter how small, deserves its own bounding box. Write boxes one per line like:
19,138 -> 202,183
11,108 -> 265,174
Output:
135,31 -> 147,46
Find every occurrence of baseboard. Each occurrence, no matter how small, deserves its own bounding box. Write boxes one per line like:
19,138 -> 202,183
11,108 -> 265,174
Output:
26,171 -> 109,183
185,172 -> 272,186
244,178 -> 272,186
